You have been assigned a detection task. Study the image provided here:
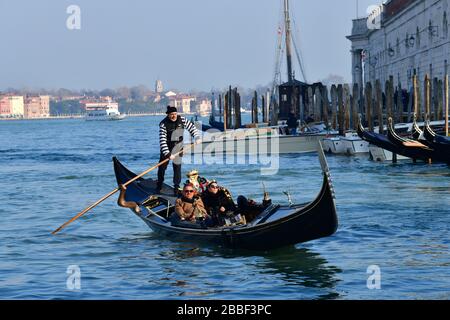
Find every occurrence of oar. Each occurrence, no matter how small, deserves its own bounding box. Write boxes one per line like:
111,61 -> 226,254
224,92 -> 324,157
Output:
51,143 -> 196,235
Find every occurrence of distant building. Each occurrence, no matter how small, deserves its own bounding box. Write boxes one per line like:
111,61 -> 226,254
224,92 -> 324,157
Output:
0,95 -> 25,118
347,0 -> 450,89
155,80 -> 164,93
165,91 -> 177,98
0,96 -> 11,117
24,96 -> 50,118
169,95 -> 197,114
195,99 -> 212,116
9,96 -> 24,117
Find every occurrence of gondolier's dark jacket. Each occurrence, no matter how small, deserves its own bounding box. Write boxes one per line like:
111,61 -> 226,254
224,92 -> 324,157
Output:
159,116 -> 200,157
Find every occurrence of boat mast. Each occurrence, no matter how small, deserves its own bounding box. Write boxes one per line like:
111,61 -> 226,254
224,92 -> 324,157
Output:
284,0 -> 294,83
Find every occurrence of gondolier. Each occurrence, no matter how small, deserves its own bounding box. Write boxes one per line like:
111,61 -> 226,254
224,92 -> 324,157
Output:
157,106 -> 201,195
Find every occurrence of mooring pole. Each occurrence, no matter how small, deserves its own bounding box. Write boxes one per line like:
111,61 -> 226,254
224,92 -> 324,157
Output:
445,74 -> 449,136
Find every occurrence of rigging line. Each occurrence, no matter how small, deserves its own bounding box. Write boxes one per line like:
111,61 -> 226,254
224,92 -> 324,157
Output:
292,32 -> 308,83
272,0 -> 286,96
289,3 -> 308,83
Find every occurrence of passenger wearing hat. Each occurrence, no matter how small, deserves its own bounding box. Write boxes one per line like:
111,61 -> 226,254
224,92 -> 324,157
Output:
157,106 -> 201,195
186,169 -> 209,193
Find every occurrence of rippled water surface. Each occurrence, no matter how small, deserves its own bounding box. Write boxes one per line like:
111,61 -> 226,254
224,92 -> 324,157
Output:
0,116 -> 449,300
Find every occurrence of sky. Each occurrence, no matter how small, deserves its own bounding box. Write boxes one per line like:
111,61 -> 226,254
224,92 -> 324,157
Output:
0,0 -> 379,92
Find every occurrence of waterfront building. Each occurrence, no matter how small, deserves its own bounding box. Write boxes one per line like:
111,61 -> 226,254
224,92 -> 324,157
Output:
165,91 -> 177,98
348,0 -> 450,89
9,96 -> 24,117
0,96 -> 11,117
169,95 -> 196,114
24,96 -> 50,119
195,99 -> 212,116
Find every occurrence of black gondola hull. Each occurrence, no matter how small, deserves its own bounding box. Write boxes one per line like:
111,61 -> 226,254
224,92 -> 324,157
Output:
357,118 -> 440,161
113,153 -> 338,250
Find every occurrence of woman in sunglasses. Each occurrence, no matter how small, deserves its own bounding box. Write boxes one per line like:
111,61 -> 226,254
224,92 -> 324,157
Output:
173,183 -> 213,228
201,180 -> 238,227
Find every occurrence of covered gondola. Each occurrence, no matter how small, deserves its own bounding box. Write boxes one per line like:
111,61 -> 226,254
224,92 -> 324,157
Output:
113,145 -> 338,250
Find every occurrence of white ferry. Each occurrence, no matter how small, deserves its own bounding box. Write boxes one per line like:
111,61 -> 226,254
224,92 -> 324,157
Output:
85,104 -> 126,121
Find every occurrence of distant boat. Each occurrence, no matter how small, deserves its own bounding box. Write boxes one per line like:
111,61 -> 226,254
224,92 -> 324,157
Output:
323,132 -> 369,155
188,122 -> 338,155
85,104 -> 126,121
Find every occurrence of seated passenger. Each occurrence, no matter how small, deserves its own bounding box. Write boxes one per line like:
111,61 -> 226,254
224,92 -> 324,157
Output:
236,191 -> 272,223
117,184 -> 141,214
201,180 -> 240,226
186,169 -> 209,193
171,183 -> 213,228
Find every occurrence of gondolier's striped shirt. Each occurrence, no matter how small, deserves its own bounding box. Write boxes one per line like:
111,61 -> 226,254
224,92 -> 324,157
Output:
159,116 -> 200,157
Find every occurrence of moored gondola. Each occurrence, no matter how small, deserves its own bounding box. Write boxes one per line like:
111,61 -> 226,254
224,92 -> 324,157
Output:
386,117 -> 436,162
113,144 -> 338,250
357,115 -> 411,159
423,120 -> 450,162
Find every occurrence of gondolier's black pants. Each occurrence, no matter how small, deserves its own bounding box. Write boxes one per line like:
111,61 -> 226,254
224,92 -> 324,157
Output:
157,153 -> 182,190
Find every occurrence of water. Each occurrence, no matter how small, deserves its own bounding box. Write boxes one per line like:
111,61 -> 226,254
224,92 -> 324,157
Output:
0,116 -> 449,300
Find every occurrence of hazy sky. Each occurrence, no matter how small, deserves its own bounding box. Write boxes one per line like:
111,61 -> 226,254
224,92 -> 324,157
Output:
0,0 -> 379,91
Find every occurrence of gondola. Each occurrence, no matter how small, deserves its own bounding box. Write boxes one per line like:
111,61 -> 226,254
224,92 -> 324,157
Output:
419,120 -> 450,162
357,116 -> 410,159
411,115 -> 423,141
358,116 -> 430,162
386,117 -> 437,162
113,144 -> 338,250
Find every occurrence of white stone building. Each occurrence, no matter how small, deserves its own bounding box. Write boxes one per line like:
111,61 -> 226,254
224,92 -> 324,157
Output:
347,0 -> 450,89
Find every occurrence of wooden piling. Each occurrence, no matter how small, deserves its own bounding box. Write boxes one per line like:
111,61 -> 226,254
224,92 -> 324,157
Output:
406,84 -> 413,123
375,80 -> 383,133
314,86 -> 322,122
352,84 -> 359,130
385,79 -> 393,121
425,75 -> 431,120
234,88 -> 241,129
322,85 -> 329,129
396,83 -> 404,123
413,74 -> 419,118
263,91 -> 271,123
365,82 -> 373,132
437,79 -> 443,121
337,84 -> 344,136
271,99 -> 279,126
223,92 -> 228,131
252,91 -> 258,124
307,86 -> 314,119
433,78 -> 439,121
445,74 -> 449,136
330,85 -> 338,130
343,84 -> 351,131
